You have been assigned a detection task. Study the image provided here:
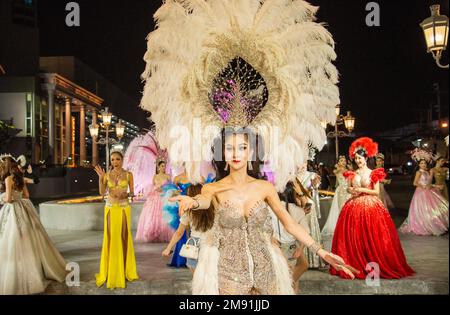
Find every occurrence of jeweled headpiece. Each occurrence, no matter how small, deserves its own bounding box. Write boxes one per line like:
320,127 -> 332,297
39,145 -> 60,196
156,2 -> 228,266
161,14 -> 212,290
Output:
110,148 -> 124,157
141,0 -> 340,190
308,145 -> 317,161
156,151 -> 167,166
0,153 -> 13,162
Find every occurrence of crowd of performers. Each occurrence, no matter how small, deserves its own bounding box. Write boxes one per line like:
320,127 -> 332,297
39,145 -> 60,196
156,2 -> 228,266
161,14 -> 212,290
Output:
1,134 -> 448,294
1,0 -> 449,296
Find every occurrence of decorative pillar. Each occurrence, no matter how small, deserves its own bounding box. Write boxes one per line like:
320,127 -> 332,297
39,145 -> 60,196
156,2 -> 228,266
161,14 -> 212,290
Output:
91,110 -> 99,166
79,104 -> 86,166
41,83 -> 56,164
65,98 -> 72,164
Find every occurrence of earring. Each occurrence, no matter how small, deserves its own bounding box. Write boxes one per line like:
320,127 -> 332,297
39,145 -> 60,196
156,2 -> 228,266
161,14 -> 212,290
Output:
224,162 -> 229,171
248,161 -> 253,171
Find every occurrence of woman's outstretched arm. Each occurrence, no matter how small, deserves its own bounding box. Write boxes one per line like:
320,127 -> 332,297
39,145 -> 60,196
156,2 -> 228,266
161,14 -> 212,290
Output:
264,181 -> 359,279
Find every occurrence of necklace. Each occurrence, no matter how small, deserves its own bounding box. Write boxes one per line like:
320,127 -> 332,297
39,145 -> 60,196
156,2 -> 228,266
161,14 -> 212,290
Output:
110,169 -> 124,186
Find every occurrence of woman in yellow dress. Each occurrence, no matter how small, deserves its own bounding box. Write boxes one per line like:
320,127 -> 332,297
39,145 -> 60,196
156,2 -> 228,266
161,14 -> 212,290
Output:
94,150 -> 139,289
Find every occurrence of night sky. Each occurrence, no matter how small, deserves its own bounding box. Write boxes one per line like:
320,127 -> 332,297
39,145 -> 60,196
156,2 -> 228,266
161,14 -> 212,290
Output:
37,0 -> 449,133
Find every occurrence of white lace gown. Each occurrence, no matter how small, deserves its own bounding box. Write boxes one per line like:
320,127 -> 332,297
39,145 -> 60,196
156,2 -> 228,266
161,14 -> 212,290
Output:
0,191 -> 67,295
321,172 -> 351,250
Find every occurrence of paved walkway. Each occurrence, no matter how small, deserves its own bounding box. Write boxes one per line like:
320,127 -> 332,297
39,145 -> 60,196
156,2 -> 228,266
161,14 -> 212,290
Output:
44,230 -> 448,295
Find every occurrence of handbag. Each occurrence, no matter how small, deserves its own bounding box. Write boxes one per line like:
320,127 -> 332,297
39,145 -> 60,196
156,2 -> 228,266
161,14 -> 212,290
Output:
179,237 -> 200,259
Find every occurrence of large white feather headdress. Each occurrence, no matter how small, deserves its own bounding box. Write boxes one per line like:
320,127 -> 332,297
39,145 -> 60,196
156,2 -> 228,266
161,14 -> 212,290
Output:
140,0 -> 339,191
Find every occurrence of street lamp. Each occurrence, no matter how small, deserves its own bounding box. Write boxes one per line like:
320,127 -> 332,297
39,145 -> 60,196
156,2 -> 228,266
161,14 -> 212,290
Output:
344,111 -> 355,133
88,107 -> 125,170
101,108 -> 113,126
323,106 -> 356,160
115,120 -> 125,139
421,4 -> 449,69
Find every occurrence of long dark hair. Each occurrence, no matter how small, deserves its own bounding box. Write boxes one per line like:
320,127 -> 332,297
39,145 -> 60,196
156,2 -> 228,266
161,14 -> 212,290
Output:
415,158 -> 428,172
278,181 -> 297,213
212,127 -> 265,181
0,157 -> 24,192
186,184 -> 215,233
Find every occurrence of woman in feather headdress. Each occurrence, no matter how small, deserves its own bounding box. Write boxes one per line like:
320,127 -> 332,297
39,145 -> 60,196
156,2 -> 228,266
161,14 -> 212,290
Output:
330,137 -> 414,279
141,0 -> 358,294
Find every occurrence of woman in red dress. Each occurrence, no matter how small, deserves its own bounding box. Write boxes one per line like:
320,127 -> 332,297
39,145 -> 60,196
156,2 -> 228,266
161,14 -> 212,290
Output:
330,137 -> 414,279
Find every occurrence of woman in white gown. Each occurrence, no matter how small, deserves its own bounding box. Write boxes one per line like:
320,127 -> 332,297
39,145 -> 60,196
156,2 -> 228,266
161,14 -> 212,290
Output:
321,156 -> 351,249
375,153 -> 396,211
296,165 -> 325,269
0,156 -> 67,295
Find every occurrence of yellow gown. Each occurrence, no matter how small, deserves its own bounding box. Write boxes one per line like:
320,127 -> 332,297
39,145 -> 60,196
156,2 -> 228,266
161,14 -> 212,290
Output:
95,173 -> 139,289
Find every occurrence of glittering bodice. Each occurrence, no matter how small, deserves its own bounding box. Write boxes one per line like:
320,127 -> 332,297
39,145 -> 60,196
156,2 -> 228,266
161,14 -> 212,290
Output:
434,168 -> 448,185
0,190 -> 23,202
419,170 -> 431,186
352,171 -> 372,189
213,199 -> 277,294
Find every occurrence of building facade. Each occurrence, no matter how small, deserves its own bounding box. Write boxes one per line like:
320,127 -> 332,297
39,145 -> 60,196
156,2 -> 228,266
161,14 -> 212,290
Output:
0,68 -> 142,167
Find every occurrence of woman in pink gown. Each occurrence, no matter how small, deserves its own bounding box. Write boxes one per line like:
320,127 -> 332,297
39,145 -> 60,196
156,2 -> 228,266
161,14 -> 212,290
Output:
399,158 -> 449,236
135,160 -> 174,242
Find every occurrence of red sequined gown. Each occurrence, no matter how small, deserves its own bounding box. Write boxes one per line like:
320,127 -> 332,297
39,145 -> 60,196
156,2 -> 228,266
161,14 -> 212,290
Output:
330,168 -> 414,279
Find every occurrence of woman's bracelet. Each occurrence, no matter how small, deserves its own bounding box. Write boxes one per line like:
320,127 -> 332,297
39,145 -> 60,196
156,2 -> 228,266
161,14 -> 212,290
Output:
308,242 -> 323,255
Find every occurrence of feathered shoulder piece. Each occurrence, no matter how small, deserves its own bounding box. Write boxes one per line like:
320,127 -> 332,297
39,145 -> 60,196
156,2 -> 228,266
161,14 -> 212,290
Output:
349,137 -> 378,159
343,170 -> 356,180
370,168 -> 386,184
140,0 -> 340,191
161,182 -> 181,230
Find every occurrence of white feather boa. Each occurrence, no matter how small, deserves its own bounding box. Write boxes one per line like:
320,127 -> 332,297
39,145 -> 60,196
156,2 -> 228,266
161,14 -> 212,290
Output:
141,0 -> 340,190
192,244 -> 220,295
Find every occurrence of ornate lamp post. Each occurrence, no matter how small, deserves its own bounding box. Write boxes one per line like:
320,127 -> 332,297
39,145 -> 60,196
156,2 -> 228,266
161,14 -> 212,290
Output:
322,104 -> 356,160
421,4 -> 449,69
88,107 -> 125,170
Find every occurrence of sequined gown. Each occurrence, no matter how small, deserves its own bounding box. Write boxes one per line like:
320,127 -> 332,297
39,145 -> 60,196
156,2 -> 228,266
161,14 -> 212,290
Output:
0,190 -> 67,294
192,200 -> 294,295
433,167 -> 449,201
399,170 -> 448,236
321,172 -> 350,249
330,168 -> 414,279
96,174 -> 139,289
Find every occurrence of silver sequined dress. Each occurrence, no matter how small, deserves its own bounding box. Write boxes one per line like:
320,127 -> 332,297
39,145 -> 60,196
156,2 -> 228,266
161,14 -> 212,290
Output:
193,199 -> 294,295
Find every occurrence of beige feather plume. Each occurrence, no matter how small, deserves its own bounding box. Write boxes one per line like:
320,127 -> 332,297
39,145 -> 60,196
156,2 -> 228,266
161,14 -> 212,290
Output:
141,0 -> 340,190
